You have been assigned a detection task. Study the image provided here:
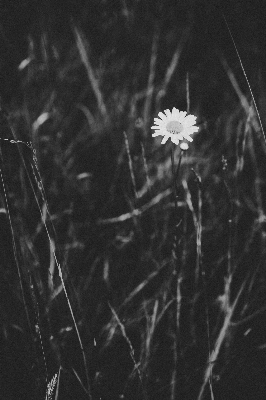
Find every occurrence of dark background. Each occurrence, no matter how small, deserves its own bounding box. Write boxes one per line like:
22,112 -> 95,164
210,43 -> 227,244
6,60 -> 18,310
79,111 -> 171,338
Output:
1,1 -> 266,399
1,0 -> 266,108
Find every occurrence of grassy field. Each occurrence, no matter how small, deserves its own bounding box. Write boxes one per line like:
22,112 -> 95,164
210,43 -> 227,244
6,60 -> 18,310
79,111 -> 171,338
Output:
1,2 -> 266,399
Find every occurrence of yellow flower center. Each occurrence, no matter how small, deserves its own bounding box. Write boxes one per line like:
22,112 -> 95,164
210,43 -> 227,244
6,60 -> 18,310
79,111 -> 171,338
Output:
166,120 -> 183,134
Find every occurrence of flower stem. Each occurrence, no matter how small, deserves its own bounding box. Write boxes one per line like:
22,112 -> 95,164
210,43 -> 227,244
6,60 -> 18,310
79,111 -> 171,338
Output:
170,144 -> 184,399
171,145 -> 183,214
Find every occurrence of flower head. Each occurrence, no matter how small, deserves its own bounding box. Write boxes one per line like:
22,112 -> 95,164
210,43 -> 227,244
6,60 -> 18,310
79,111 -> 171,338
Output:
151,107 -> 199,148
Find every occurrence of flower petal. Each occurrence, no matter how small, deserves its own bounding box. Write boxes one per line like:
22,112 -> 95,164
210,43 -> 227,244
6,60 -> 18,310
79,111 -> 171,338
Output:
178,111 -> 187,122
161,135 -> 170,144
158,112 -> 167,120
183,114 -> 197,127
171,136 -> 180,145
164,109 -> 172,118
172,108 -> 180,120
183,126 -> 199,135
182,132 -> 194,142
172,107 -> 180,114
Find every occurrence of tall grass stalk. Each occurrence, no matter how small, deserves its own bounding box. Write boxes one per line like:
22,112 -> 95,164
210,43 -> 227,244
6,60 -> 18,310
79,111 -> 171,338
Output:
140,141 -> 152,194
108,301 -> 147,399
73,24 -> 108,122
5,120 -> 92,398
192,168 -> 214,400
0,158 -> 32,334
0,134 -> 34,329
123,131 -> 139,200
30,151 -> 93,399
45,372 -> 58,400
222,13 -> 266,146
54,366 -> 61,400
155,27 -> 191,112
197,279 -> 247,400
143,24 -> 159,135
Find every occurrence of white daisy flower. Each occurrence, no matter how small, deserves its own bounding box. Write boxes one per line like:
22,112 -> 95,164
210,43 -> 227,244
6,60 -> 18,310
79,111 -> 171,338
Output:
151,107 -> 199,147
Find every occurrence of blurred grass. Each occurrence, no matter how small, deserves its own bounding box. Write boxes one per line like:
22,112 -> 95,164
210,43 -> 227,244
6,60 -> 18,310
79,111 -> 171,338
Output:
1,2 -> 266,399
